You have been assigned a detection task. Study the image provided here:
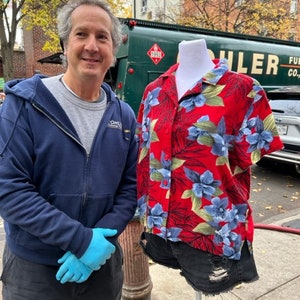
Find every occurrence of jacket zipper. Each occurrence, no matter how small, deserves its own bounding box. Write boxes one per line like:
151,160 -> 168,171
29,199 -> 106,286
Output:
32,102 -> 84,149
33,102 -> 91,221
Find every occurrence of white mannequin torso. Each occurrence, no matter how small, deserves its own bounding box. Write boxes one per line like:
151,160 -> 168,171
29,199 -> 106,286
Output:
176,39 -> 215,99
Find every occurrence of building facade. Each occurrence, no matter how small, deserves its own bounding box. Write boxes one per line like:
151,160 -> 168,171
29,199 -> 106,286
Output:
0,26 -> 64,85
131,0 -> 181,23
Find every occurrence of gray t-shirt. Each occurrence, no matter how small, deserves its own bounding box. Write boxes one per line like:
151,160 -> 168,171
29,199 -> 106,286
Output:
42,75 -> 107,154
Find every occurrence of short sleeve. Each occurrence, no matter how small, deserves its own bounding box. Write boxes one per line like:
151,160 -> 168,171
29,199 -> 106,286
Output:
229,79 -> 283,173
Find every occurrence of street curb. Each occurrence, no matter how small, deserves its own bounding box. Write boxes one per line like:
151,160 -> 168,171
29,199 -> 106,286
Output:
258,207 -> 300,226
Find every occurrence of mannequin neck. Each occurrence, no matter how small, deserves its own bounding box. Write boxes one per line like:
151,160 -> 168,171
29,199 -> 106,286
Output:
176,39 -> 214,99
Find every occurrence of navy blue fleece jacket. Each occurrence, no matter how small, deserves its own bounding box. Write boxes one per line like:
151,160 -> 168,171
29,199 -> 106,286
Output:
0,74 -> 138,265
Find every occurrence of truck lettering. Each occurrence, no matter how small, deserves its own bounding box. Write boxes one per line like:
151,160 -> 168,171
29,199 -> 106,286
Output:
209,49 -> 279,76
207,49 -> 215,59
237,52 -> 248,73
251,53 -> 264,74
288,68 -> 300,78
151,51 -> 162,58
289,56 -> 300,65
217,50 -> 234,70
147,43 -> 165,65
266,55 -> 279,75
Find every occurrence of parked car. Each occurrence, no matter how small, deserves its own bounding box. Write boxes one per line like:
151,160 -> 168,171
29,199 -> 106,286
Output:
258,86 -> 300,174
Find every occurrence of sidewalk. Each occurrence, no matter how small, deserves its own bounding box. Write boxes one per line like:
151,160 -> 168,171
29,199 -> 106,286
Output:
149,209 -> 300,299
0,210 -> 299,300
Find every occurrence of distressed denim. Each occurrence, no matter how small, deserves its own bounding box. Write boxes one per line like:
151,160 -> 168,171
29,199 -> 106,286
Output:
140,232 -> 259,295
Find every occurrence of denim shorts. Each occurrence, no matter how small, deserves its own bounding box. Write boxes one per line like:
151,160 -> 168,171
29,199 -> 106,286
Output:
1,243 -> 123,300
140,232 -> 259,295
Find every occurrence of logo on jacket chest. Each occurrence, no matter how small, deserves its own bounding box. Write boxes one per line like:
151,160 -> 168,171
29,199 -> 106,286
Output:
108,120 -> 122,130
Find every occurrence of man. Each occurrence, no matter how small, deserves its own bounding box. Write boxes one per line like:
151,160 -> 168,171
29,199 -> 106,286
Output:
0,1 -> 137,299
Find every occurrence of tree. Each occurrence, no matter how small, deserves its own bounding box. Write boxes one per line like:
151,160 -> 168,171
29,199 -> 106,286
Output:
240,1 -> 293,39
0,0 -> 26,81
175,0 -> 294,40
0,0 -> 131,81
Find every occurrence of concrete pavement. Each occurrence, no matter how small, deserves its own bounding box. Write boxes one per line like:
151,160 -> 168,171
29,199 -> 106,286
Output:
0,209 -> 299,300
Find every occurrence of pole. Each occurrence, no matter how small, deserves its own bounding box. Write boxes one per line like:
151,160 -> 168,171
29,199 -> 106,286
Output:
133,0 -> 136,18
120,215 -> 152,300
195,291 -> 202,300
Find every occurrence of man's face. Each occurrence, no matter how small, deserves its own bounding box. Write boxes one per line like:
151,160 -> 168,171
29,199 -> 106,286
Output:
64,4 -> 115,83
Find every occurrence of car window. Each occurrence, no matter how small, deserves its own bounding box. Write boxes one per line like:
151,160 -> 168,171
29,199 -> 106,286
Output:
268,99 -> 300,117
267,86 -> 300,117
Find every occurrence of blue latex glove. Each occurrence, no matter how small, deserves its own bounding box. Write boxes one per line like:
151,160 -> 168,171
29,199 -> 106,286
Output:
56,251 -> 93,284
79,228 -> 117,271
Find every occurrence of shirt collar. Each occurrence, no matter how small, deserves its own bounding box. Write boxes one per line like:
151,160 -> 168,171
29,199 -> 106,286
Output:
203,58 -> 229,85
160,58 -> 229,99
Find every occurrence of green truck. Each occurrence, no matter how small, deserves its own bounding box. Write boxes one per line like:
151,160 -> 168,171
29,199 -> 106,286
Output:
108,18 -> 300,113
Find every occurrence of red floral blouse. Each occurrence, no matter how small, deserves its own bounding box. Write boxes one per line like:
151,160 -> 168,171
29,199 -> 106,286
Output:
136,59 -> 283,259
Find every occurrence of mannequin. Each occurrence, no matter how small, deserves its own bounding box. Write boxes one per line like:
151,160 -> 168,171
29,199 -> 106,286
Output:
137,37 -> 282,296
176,39 -> 215,300
176,39 -> 215,99
177,41 -> 213,299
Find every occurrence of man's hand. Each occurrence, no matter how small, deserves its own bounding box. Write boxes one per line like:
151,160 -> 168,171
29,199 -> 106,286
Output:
56,252 -> 93,284
79,228 -> 117,271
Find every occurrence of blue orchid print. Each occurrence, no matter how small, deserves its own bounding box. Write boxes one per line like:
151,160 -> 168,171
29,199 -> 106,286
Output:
180,93 -> 207,112
207,202 -> 247,231
137,195 -> 147,218
223,234 -> 243,259
226,203 -> 248,230
184,168 -> 221,200
223,235 -> 246,259
204,197 -> 229,223
188,116 -> 235,158
141,117 -> 151,149
211,132 -> 234,157
214,223 -> 239,248
248,81 -> 263,104
158,227 -> 182,242
207,202 -> 247,258
147,203 -> 168,229
187,115 -> 211,141
139,118 -> 159,163
237,105 -> 255,141
143,87 -> 161,117
211,117 -> 235,157
150,152 -> 171,189
246,117 -> 273,152
180,79 -> 226,113
204,58 -> 229,84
